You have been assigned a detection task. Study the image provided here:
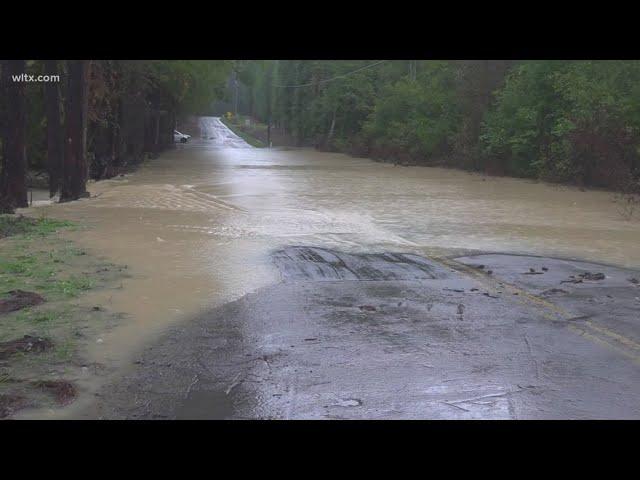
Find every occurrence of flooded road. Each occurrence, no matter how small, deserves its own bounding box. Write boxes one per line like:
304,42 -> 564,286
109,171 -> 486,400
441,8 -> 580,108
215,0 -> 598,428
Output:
22,116 -> 640,419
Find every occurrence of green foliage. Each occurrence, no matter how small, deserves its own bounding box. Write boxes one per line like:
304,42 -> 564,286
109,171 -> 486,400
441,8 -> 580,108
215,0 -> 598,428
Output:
146,60 -> 232,114
481,61 -> 564,176
363,62 -> 460,159
482,61 -> 640,185
238,60 -> 403,146
238,60 -> 498,162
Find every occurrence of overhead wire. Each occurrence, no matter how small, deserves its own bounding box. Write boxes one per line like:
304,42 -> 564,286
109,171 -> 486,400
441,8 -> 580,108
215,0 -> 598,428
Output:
273,60 -> 388,88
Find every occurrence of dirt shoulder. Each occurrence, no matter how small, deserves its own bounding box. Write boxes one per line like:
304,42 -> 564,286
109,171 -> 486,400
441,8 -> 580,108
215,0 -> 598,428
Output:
0,214 -> 130,418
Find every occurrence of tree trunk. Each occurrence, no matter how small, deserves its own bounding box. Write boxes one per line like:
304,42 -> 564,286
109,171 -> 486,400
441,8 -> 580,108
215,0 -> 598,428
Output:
60,60 -> 90,202
0,60 -> 28,213
44,60 -> 63,197
105,116 -> 117,178
111,94 -> 124,173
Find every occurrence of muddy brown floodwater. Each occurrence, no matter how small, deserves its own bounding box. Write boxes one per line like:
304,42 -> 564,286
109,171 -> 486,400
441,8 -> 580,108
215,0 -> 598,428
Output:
19,116 -> 640,418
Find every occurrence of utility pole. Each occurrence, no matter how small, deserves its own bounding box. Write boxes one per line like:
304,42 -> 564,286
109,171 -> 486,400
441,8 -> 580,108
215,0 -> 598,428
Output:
266,62 -> 273,148
233,71 -> 239,117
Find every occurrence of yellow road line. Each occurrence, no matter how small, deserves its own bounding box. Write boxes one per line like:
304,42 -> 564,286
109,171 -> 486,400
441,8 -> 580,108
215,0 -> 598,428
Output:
585,321 -> 640,351
569,324 -> 640,363
437,256 -> 640,363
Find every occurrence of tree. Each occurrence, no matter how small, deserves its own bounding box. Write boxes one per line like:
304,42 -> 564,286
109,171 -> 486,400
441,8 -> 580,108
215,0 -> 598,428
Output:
60,60 -> 90,202
88,60 -> 123,179
44,60 -> 63,197
0,60 -> 28,212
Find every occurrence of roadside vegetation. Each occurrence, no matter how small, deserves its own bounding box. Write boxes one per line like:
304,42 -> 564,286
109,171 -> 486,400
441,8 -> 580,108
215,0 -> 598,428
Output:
0,214 -> 71,239
230,60 -> 640,209
0,214 -> 129,418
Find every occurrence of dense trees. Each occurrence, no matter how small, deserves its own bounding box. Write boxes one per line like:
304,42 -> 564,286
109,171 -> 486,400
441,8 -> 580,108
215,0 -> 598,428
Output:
235,60 -> 640,192
482,61 -> 640,189
361,61 -> 460,163
0,60 -> 230,212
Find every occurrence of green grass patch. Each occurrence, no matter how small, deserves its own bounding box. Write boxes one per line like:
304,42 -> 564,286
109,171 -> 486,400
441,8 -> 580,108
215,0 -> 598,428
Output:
1,214 -> 126,308
14,308 -> 72,326
0,215 -> 104,303
0,247 -> 94,300
0,239 -> 97,300
0,214 -> 73,240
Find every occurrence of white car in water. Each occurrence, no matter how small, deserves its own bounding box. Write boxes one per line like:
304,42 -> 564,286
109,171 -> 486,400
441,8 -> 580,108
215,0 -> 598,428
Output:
174,130 -> 191,143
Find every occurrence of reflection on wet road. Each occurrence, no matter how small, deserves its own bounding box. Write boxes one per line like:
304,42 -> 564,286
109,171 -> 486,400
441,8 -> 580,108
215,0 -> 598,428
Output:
25,116 -> 640,419
196,116 -> 252,148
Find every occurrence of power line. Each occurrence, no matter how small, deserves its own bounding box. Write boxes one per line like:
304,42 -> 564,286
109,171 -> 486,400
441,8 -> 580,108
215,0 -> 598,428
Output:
273,60 -> 388,88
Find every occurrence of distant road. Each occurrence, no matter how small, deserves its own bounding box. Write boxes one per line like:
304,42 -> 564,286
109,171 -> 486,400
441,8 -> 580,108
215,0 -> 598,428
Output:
197,116 -> 251,148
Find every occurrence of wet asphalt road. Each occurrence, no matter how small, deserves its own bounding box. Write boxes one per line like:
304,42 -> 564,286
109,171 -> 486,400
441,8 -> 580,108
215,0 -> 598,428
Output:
89,247 -> 640,419
196,116 -> 252,148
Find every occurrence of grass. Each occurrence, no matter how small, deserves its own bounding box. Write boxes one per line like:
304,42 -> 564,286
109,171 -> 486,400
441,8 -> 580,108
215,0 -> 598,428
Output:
14,308 -> 72,326
0,238 -> 96,300
220,116 -> 267,148
0,214 -> 73,239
